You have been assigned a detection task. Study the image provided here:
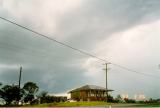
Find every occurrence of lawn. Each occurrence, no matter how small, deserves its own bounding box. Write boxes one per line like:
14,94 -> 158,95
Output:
24,102 -> 160,107
28,101 -> 113,107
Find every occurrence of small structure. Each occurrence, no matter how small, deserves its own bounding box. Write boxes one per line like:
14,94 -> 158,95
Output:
68,85 -> 113,101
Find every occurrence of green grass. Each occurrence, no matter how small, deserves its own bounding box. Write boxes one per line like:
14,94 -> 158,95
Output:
25,101 -> 113,107
126,103 -> 160,107
24,102 -> 160,107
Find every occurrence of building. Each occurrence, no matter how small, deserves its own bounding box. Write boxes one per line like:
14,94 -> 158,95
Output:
68,85 -> 113,101
134,94 -> 146,101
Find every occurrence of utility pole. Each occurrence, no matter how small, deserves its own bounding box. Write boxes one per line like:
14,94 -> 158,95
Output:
18,66 -> 22,104
104,63 -> 110,102
18,66 -> 22,89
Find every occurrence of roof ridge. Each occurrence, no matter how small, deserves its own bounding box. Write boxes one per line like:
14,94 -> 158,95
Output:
68,84 -> 113,93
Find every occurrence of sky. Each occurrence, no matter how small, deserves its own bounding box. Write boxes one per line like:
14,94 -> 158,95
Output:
0,0 -> 160,99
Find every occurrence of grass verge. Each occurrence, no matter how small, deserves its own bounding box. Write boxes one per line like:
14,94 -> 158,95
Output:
25,101 -> 113,107
24,102 -> 160,107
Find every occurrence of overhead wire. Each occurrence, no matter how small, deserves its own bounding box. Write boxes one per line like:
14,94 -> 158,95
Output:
0,16 -> 159,79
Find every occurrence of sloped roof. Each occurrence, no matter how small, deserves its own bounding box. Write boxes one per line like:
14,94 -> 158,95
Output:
69,85 -> 113,93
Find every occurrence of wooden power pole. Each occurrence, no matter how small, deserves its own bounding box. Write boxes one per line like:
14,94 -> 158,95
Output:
18,66 -> 22,104
18,66 -> 22,89
105,63 -> 110,102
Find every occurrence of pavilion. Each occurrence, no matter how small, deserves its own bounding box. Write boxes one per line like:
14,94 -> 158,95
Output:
68,85 -> 113,101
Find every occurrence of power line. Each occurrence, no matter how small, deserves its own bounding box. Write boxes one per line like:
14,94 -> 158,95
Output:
0,17 -> 108,62
0,16 -> 159,79
111,63 -> 160,78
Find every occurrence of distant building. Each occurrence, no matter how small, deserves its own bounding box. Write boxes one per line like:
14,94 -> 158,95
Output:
68,85 -> 113,101
121,94 -> 129,99
134,94 -> 146,101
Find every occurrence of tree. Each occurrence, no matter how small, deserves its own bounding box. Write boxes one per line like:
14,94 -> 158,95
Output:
0,85 -> 22,105
107,94 -> 114,102
24,94 -> 34,103
124,98 -> 136,103
23,82 -> 39,103
37,91 -> 66,103
115,94 -> 123,103
23,82 -> 39,94
38,91 -> 48,98
37,91 -> 49,104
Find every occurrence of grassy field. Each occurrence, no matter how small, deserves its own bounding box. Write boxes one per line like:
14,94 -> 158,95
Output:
27,101 -> 113,107
24,102 -> 160,107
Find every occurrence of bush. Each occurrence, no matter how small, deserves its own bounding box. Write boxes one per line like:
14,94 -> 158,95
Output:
124,98 -> 136,103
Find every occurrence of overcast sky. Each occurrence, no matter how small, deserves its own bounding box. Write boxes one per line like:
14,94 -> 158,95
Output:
0,0 -> 160,99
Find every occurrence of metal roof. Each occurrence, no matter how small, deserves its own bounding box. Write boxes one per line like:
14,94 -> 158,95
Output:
69,85 -> 113,93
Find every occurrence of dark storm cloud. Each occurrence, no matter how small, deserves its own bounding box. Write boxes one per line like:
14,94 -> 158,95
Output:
55,0 -> 160,49
0,0 -> 160,98
0,17 -> 94,93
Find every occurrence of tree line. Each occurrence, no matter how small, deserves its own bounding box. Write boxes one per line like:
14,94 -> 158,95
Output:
0,82 -> 67,106
107,94 -> 160,104
0,82 -> 38,105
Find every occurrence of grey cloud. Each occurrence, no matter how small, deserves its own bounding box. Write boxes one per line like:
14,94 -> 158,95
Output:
55,0 -> 160,49
0,22 -> 91,94
0,0 -> 160,98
